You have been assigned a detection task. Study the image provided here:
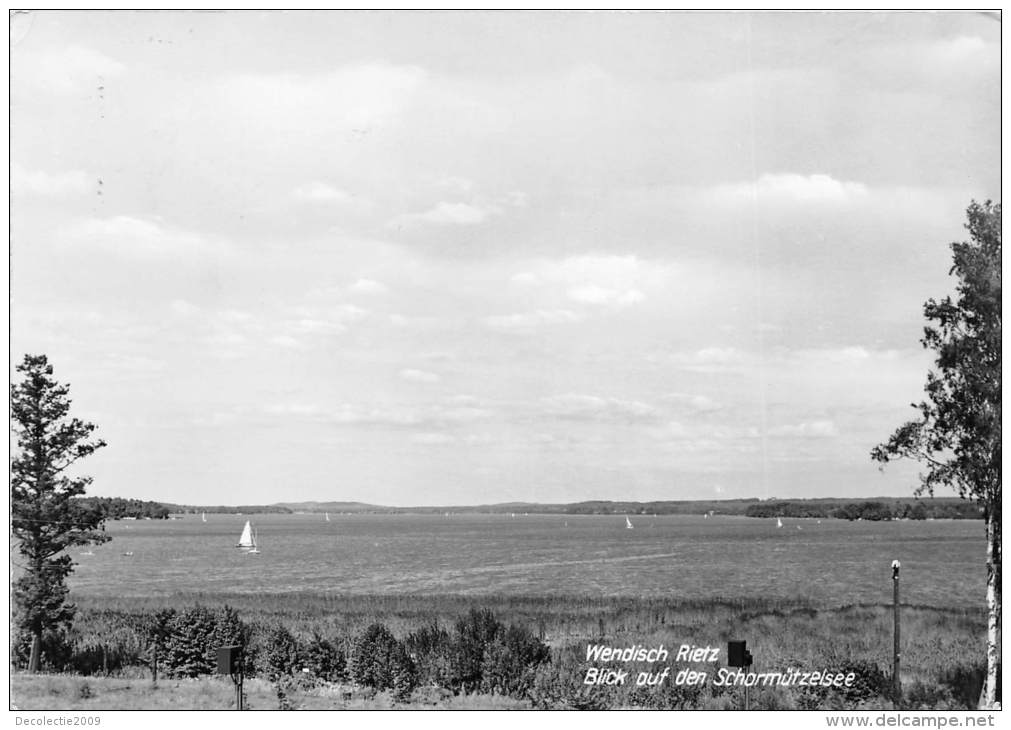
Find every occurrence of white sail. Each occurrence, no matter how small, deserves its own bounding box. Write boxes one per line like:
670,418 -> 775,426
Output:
202,512 -> 207,522
325,512 -> 330,522
237,520 -> 254,547
248,527 -> 260,553
626,516 -> 634,529
776,517 -> 783,528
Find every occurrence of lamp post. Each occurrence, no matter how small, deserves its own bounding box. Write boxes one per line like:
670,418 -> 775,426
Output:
892,560 -> 901,707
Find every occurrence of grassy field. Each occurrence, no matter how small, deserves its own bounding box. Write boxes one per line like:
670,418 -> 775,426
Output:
11,592 -> 988,710
9,673 -> 530,711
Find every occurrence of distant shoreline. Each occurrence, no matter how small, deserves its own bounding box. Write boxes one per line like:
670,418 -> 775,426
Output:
124,495 -> 982,520
63,495 -> 983,526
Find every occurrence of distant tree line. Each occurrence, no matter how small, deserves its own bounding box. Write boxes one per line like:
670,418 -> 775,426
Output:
745,500 -> 982,521
170,505 -> 294,515
73,497 -> 171,521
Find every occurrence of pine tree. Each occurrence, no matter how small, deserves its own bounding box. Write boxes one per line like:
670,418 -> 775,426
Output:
11,354 -> 109,672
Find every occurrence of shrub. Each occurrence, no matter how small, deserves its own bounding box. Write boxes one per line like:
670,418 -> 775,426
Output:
627,672 -> 704,710
479,623 -> 550,698
938,662 -> 986,709
76,681 -> 92,700
405,621 -> 454,688
349,622 -> 416,698
451,608 -> 501,692
257,623 -> 301,680
302,632 -> 346,683
528,659 -> 612,710
795,659 -> 890,709
11,628 -> 74,672
161,605 -> 249,678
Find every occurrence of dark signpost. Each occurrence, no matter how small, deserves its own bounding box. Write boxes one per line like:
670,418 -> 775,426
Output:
217,645 -> 244,710
728,639 -> 754,709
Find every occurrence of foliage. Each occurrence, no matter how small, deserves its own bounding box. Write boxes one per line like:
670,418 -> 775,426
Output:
745,498 -> 980,520
256,623 -> 301,680
349,623 -> 416,699
872,200 -> 1001,707
11,628 -> 75,673
73,497 -> 171,520
451,607 -> 502,691
832,502 -> 895,522
479,623 -> 550,698
161,605 -> 248,678
405,621 -> 454,687
11,354 -> 110,671
302,632 -> 347,683
872,200 -> 1001,503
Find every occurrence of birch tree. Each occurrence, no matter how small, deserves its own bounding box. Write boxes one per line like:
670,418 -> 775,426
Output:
872,200 -> 1001,709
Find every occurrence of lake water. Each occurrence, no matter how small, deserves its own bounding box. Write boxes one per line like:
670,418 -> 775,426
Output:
66,513 -> 985,609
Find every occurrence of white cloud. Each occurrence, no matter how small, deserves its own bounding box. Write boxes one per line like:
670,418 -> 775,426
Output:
510,272 -> 540,285
396,201 -> 500,227
567,285 -> 645,307
664,393 -> 721,413
400,368 -> 440,384
60,216 -> 231,259
768,420 -> 839,439
504,191 -> 529,207
313,401 -> 494,428
170,299 -> 201,317
350,278 -> 389,295
541,394 -> 660,423
694,347 -> 741,364
291,318 -> 346,335
518,255 -> 666,308
410,432 -> 456,445
483,309 -> 582,332
13,165 -> 90,197
18,44 -> 126,95
708,173 -> 869,206
219,63 -> 427,132
292,181 -> 352,203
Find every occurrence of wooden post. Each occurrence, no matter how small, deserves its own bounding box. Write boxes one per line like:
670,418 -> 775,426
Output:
892,560 -> 901,707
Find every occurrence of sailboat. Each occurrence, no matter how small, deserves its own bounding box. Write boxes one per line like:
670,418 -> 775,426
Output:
247,528 -> 260,554
625,516 -> 634,530
776,517 -> 784,528
325,512 -> 330,522
237,520 -> 255,548
202,512 -> 207,523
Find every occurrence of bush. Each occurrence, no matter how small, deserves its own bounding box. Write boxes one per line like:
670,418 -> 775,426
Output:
451,608 -> 501,692
11,628 -> 74,672
479,623 -> 550,698
303,632 -> 346,683
796,659 -> 890,709
161,605 -> 249,678
528,659 -> 611,710
257,623 -> 301,680
938,662 -> 986,709
349,622 -> 416,699
405,621 -> 454,688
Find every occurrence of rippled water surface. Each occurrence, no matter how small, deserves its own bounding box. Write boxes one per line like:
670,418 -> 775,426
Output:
66,513 -> 983,607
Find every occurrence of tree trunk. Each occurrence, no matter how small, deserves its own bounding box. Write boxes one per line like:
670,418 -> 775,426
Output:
28,632 -> 41,673
979,507 -> 1001,709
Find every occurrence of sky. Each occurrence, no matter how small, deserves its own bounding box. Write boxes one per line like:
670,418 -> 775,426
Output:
10,11 -> 1001,507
